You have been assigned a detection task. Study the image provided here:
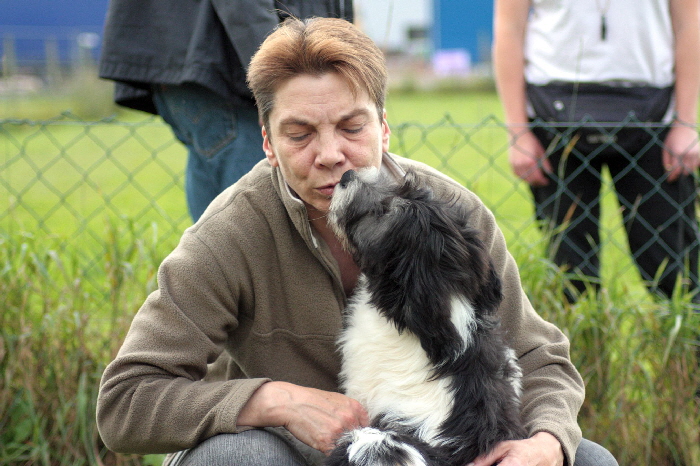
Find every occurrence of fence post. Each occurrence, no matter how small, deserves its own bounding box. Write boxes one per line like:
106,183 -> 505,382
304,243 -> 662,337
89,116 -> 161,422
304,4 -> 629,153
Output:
2,33 -> 18,77
45,36 -> 62,86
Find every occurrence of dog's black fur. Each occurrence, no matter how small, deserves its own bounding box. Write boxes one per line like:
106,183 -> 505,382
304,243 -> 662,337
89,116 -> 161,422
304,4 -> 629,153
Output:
325,168 -> 527,466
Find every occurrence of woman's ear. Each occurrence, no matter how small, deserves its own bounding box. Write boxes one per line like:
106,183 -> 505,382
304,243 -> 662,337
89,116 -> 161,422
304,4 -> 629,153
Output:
381,109 -> 391,153
262,126 -> 279,167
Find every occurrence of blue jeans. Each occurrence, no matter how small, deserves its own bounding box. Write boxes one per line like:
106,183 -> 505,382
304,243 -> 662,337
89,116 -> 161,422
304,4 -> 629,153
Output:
152,84 -> 264,222
166,430 -> 619,466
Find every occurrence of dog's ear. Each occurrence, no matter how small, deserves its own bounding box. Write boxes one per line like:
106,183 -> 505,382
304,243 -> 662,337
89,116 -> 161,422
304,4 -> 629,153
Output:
440,202 -> 503,315
403,169 -> 420,188
385,200 -> 447,276
474,259 -> 503,316
458,230 -> 503,315
398,169 -> 433,202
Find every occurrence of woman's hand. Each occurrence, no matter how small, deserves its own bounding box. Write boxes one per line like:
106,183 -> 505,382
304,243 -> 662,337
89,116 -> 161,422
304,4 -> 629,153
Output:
509,130 -> 552,187
468,431 -> 565,466
237,381 -> 369,454
663,122 -> 700,182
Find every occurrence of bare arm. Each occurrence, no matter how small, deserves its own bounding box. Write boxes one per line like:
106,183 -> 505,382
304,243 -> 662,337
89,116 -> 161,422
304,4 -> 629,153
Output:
493,0 -> 531,130
493,0 -> 551,186
664,0 -> 700,181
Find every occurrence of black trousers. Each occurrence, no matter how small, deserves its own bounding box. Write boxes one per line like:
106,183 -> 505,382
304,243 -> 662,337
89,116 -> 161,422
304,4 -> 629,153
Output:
530,124 -> 700,300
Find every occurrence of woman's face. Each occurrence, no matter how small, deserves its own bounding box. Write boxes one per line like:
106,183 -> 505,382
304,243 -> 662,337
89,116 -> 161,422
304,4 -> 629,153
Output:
262,72 -> 390,216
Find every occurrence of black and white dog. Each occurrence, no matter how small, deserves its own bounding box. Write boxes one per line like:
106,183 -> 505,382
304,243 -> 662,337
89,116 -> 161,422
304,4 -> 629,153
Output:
326,167 -> 527,466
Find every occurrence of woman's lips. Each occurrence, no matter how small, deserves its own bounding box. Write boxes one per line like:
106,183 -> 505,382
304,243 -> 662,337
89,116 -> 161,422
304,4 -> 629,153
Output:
317,183 -> 337,197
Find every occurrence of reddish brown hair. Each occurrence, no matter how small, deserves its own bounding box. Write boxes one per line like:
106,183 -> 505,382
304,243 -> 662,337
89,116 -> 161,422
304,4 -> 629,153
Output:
247,17 -> 387,132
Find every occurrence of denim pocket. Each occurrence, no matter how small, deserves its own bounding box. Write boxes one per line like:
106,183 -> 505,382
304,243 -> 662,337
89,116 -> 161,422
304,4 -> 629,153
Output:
155,84 -> 238,160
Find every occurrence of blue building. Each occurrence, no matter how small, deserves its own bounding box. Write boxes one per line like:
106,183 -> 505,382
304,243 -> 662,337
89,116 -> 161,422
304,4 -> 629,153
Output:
433,0 -> 494,67
1,0 -> 109,71
2,0 -> 495,73
355,0 -> 494,76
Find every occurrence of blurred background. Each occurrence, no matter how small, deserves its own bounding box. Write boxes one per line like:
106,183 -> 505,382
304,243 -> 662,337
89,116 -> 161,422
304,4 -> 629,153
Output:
1,2 -> 699,466
0,0 -> 497,118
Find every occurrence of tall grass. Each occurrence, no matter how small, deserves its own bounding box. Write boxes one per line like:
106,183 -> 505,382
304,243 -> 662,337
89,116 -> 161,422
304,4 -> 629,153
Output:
2,219 -> 698,465
514,242 -> 700,466
1,219 -> 168,466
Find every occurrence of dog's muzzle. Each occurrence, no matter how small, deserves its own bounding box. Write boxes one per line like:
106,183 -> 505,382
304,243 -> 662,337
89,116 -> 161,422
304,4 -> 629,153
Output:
339,169 -> 358,188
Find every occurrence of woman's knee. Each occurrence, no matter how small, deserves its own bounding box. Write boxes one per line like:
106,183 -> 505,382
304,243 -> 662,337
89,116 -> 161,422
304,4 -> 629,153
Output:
574,438 -> 619,466
174,429 -> 309,466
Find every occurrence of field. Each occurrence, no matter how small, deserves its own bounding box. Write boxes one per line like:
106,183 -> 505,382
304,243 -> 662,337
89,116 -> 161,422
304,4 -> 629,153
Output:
1,83 -> 699,465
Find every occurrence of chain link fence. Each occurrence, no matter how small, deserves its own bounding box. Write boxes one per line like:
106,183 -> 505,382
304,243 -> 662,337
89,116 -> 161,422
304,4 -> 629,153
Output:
2,112 -> 699,302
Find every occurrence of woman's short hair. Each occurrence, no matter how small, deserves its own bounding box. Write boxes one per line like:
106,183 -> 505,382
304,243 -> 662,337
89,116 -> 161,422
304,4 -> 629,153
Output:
247,17 -> 387,133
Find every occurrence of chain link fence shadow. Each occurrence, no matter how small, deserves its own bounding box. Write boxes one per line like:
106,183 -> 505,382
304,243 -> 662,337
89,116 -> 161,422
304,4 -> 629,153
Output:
2,112 -> 699,301
2,112 -> 190,293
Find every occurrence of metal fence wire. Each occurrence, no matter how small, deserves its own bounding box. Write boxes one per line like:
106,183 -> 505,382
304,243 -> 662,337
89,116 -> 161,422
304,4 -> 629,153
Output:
2,112 -> 699,301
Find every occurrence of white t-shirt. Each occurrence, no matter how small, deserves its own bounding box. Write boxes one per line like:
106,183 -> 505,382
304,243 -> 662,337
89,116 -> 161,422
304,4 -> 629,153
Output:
524,0 -> 674,87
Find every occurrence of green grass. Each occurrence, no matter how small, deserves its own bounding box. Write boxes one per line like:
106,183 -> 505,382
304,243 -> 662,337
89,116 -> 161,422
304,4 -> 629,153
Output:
0,224 -> 176,466
1,85 -> 699,465
2,112 -> 191,297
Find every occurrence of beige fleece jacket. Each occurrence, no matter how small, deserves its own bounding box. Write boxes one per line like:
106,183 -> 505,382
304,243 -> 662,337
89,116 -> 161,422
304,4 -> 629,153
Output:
96,153 -> 584,464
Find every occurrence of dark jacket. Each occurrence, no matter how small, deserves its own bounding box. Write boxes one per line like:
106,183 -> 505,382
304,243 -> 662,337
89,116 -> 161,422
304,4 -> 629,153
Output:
98,0 -> 353,113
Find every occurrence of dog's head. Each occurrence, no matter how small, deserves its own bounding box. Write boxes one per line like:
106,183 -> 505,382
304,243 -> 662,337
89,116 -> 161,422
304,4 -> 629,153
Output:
328,166 -> 416,255
329,167 -> 502,322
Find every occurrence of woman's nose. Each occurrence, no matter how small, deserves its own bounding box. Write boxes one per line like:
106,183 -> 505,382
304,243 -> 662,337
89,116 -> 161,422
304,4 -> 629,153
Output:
315,133 -> 345,168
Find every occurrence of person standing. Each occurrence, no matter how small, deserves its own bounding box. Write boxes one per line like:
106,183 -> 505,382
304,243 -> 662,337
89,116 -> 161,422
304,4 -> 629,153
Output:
493,0 -> 700,301
99,0 -> 353,221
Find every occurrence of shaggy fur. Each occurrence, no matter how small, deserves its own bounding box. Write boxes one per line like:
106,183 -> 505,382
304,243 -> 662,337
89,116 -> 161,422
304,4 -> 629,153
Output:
325,167 -> 527,466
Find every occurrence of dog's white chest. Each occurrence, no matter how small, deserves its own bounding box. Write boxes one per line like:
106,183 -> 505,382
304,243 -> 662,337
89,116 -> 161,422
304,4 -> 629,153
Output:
339,285 -> 454,443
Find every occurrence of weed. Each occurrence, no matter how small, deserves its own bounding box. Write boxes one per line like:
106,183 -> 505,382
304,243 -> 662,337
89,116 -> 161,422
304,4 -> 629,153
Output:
0,224 -> 163,466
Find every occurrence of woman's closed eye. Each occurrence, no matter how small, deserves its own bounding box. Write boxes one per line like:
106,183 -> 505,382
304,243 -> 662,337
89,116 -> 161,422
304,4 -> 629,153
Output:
288,132 -> 310,142
342,124 -> 365,136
